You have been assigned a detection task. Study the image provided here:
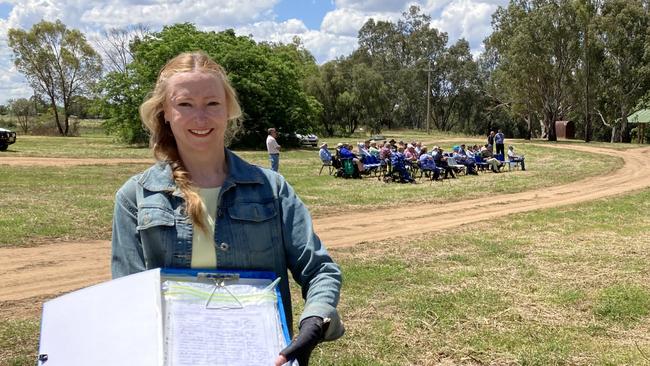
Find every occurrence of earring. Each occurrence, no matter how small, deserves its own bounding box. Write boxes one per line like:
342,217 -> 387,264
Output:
165,120 -> 170,125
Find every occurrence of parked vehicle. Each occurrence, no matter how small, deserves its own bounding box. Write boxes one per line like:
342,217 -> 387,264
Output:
295,133 -> 319,147
0,128 -> 16,151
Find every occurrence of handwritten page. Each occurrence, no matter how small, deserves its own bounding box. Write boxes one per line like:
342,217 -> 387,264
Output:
162,280 -> 288,366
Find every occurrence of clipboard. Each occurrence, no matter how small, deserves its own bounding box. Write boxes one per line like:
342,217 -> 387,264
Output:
37,268 -> 293,366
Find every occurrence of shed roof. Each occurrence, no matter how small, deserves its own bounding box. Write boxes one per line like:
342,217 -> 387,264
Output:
627,109 -> 650,124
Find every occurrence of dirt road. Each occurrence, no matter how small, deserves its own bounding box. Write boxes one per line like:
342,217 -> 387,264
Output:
1,144 -> 649,307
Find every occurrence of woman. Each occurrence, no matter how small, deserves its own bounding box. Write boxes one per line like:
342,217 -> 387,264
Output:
111,51 -> 343,366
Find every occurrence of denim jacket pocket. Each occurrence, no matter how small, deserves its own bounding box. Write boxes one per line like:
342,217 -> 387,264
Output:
136,205 -> 175,230
226,201 -> 280,261
136,205 -> 176,268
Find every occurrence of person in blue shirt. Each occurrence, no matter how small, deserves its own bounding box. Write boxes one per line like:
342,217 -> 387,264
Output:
390,146 -> 414,183
495,129 -> 505,156
418,147 -> 440,180
111,51 -> 343,366
339,143 -> 365,173
319,143 -> 332,163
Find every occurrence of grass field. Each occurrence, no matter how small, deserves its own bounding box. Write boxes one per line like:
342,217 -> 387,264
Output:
304,188 -> 650,365
0,136 -> 621,247
1,132 -> 647,365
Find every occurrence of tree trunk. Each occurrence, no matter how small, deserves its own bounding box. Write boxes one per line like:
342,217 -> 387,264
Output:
64,113 -> 69,136
620,107 -> 630,143
525,112 -> 532,140
545,110 -> 557,141
50,96 -> 64,136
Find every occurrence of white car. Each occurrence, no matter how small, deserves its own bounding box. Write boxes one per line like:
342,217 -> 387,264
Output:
295,133 -> 318,147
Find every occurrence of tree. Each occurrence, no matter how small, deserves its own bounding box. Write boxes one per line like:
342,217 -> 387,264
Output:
101,24 -> 320,147
597,0 -> 650,142
487,0 -> 581,141
8,20 -> 102,136
94,24 -> 150,75
8,98 -> 36,133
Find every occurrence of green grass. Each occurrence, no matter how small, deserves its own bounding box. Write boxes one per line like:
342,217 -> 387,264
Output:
1,132 -> 648,365
0,164 -> 149,247
3,135 -> 151,158
595,285 -> 650,324
0,319 -> 39,366
306,188 -> 650,365
0,135 -> 622,247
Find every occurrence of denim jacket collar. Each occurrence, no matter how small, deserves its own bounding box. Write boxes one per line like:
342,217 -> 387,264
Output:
137,149 -> 266,194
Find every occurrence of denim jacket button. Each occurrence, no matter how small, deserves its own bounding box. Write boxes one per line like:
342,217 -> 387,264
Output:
219,242 -> 229,251
143,213 -> 151,224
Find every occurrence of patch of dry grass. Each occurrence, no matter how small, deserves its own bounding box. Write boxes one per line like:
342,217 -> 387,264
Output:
308,188 -> 650,365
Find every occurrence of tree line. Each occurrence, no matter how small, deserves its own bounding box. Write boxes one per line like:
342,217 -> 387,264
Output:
5,1 -> 650,145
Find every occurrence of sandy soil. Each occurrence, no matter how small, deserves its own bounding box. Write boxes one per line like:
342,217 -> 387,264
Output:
1,144 -> 649,316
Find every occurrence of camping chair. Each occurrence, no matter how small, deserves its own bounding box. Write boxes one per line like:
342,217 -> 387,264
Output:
387,154 -> 414,183
335,158 -> 359,179
446,157 -> 466,175
507,155 -> 524,170
473,155 -> 489,172
319,159 -> 334,175
361,154 -> 382,177
495,153 -> 515,171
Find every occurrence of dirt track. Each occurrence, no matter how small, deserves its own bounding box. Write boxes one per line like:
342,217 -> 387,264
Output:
1,144 -> 649,306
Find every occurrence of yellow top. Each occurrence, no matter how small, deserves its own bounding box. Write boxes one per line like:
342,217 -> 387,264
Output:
190,187 -> 220,269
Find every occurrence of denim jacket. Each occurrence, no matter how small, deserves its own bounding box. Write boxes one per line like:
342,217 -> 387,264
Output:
111,149 -> 344,340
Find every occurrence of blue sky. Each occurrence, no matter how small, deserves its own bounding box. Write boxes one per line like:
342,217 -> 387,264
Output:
0,0 -> 507,103
274,0 -> 334,29
0,4 -> 11,19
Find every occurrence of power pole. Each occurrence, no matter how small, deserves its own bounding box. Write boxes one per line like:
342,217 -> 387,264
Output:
426,61 -> 431,134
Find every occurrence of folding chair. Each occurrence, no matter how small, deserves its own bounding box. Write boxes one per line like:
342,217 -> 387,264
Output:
319,160 -> 334,175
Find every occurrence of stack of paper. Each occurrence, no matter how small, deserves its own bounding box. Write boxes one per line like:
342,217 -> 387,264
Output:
162,280 -> 287,366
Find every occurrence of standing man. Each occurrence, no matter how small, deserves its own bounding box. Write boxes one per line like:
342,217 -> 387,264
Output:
266,127 -> 281,172
495,129 -> 505,156
487,130 -> 495,153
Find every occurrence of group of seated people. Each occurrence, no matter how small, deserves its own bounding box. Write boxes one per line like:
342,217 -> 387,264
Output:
319,138 -> 525,182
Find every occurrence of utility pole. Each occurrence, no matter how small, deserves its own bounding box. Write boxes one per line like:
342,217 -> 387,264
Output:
426,61 -> 431,135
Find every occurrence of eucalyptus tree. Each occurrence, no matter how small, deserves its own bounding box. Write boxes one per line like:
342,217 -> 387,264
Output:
487,0 -> 581,141
430,39 -> 481,132
8,20 -> 102,136
357,6 -> 448,130
597,0 -> 650,142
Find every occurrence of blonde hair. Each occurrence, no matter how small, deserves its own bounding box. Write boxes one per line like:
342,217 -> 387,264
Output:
139,51 -> 242,232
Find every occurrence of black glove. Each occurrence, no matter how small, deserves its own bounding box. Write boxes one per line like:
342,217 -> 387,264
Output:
279,316 -> 328,366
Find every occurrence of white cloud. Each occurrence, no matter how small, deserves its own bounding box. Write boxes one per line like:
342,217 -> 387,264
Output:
321,8 -> 365,36
81,0 -> 279,29
431,0 -> 501,50
0,0 -> 507,103
236,18 -> 308,39
236,19 -> 357,63
334,0 -> 413,12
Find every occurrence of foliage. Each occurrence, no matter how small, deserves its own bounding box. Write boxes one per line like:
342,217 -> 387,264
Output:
100,24 -> 321,147
486,0 -> 650,143
305,6 -> 490,137
8,98 -> 36,133
7,20 -> 102,136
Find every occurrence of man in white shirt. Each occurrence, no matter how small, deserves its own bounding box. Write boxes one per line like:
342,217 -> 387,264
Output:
266,127 -> 281,172
507,145 -> 526,171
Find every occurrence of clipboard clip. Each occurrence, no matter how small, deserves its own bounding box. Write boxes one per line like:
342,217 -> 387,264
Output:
197,272 -> 240,282
199,273 -> 244,310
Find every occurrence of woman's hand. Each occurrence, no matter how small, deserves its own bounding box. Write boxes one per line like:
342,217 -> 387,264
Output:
275,316 -> 327,366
